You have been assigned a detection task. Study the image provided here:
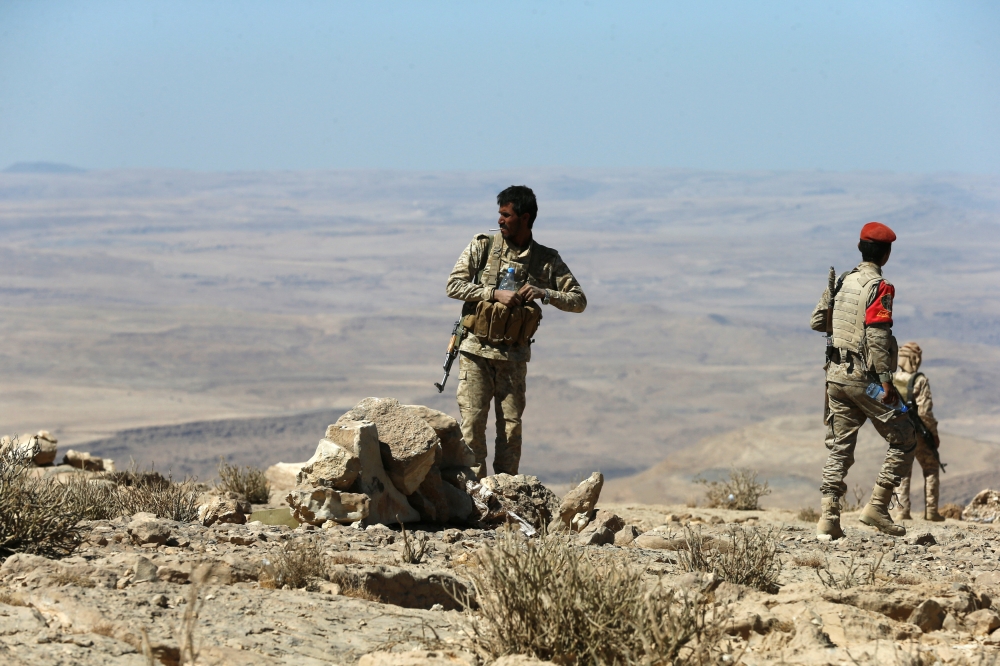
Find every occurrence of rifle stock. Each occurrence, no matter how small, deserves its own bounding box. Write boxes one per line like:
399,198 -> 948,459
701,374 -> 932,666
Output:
434,319 -> 465,393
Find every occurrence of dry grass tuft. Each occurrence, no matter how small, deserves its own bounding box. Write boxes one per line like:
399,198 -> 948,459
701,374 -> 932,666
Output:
216,458 -> 270,504
50,568 -> 97,588
0,588 -> 27,606
61,465 -> 202,522
0,444 -> 88,559
463,531 -> 730,665
940,503 -> 964,520
892,573 -> 926,586
797,507 -> 820,523
678,525 -> 782,593
399,521 -> 428,565
260,539 -> 327,590
815,550 -> 886,589
696,468 -> 770,511
339,580 -> 381,602
792,553 -> 825,569
841,485 -> 866,512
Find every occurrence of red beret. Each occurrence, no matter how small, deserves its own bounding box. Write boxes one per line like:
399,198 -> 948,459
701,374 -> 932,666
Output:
860,222 -> 896,243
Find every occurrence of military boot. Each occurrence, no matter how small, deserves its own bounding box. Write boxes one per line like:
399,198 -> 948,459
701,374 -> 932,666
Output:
895,475 -> 912,520
924,473 -> 945,522
817,495 -> 846,542
859,485 -> 906,536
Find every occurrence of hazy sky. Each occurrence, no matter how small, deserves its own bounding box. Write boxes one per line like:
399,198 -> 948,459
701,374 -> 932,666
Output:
1,1 -> 998,172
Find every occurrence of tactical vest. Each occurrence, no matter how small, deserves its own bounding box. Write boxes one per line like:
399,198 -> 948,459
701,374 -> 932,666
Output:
462,233 -> 543,346
831,264 -> 883,357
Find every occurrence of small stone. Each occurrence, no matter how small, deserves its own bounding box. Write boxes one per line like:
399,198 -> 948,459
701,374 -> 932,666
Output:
908,599 -> 945,633
963,489 -> 1000,523
570,512 -> 591,532
966,609 -> 1000,636
287,486 -> 370,526
63,449 -> 110,472
150,594 -> 169,608
133,556 -> 159,584
582,510 -> 625,534
910,532 -> 936,546
156,566 -> 190,584
198,494 -> 252,527
614,525 -> 642,546
128,516 -> 171,546
634,533 -> 679,550
549,472 -> 603,532
578,525 -> 615,546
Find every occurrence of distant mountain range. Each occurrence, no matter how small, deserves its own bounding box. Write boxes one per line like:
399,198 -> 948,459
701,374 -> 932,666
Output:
4,162 -> 85,174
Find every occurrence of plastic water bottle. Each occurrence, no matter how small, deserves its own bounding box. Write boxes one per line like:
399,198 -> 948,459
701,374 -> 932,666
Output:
497,267 -> 519,291
865,383 -> 908,413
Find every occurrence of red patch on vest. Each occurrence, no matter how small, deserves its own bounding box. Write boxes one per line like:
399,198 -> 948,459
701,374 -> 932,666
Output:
865,281 -> 894,325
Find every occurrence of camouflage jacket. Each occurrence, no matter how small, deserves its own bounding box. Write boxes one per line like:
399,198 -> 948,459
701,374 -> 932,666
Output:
446,233 -> 586,362
893,369 -> 940,445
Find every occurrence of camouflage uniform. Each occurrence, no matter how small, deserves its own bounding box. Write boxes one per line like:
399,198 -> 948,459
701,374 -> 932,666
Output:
810,262 -> 917,499
892,343 -> 942,520
446,233 -> 586,477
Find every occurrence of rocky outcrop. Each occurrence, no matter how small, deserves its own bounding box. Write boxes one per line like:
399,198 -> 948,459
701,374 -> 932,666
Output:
287,486 -> 369,525
63,449 -> 114,472
403,405 -> 475,468
265,461 -> 307,492
337,398 -> 439,495
549,472 -> 604,532
476,473 -> 561,529
963,489 -> 1000,523
326,419 -> 419,525
333,563 -> 470,610
296,437 -> 361,490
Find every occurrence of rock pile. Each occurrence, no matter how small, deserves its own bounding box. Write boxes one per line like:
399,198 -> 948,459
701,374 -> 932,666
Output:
279,398 -> 605,531
1,429 -> 114,473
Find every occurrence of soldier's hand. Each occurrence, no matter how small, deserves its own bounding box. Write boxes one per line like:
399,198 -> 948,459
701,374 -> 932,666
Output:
880,382 -> 899,405
494,289 -> 524,307
518,284 -> 547,302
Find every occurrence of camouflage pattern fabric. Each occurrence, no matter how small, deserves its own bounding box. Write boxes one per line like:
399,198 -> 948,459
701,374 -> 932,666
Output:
821,381 -> 916,498
456,351 -> 527,477
446,233 -> 586,363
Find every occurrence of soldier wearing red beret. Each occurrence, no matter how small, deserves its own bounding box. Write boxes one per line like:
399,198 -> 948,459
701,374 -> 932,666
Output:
809,222 -> 916,540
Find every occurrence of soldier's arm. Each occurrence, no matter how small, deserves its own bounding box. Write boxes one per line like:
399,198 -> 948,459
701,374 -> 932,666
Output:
543,253 -> 587,313
810,289 -> 829,332
914,374 -> 940,444
866,325 -> 896,380
445,237 -> 492,303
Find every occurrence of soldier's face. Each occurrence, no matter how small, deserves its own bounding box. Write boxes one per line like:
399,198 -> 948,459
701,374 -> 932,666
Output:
498,203 -> 531,242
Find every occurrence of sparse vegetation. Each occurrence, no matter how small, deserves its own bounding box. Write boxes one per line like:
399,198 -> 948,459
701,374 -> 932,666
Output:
216,458 -> 271,504
62,466 -> 202,522
678,525 -> 783,593
797,506 -> 820,522
259,539 -> 327,589
50,568 -> 97,588
841,485 -> 866,512
463,531 -> 729,665
696,468 -> 770,511
399,521 -> 428,565
792,553 -> 825,569
0,444 -> 89,559
815,550 -> 886,589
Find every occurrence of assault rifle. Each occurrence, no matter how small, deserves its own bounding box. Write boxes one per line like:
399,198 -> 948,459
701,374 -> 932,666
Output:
903,373 -> 947,473
434,319 -> 466,393
825,266 -> 836,363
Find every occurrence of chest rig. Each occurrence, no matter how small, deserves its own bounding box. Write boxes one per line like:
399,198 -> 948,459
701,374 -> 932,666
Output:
462,233 -> 543,347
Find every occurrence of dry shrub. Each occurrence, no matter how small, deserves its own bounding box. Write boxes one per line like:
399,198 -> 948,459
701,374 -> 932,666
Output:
399,521 -> 428,565
339,580 -> 381,602
0,445 -> 88,559
696,468 -> 770,511
893,573 -> 926,586
678,525 -> 782,593
50,568 -> 96,588
259,539 -> 327,590
841,485 -> 866,512
940,503 -> 964,520
463,532 -> 729,665
797,507 -> 820,522
815,550 -> 885,589
216,458 -> 270,504
792,553 -> 825,569
0,588 -> 27,606
62,466 -> 201,522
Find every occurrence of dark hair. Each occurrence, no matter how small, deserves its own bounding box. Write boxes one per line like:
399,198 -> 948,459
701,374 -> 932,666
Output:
497,185 -> 538,228
858,239 -> 891,263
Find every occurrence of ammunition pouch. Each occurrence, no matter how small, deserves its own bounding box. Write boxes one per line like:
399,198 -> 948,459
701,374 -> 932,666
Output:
464,301 -> 542,346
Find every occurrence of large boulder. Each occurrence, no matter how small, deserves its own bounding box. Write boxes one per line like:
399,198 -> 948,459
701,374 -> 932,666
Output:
287,487 -> 369,526
963,489 -> 1000,523
441,479 -> 476,523
337,398 -> 440,495
549,472 -> 604,532
407,467 -> 452,523
474,474 -> 561,529
403,405 -> 476,468
265,462 -> 308,493
325,419 -> 419,525
296,437 -> 361,490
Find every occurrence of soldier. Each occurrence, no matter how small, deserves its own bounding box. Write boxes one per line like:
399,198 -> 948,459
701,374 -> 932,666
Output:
893,342 -> 944,521
446,185 -> 586,478
810,222 -> 917,539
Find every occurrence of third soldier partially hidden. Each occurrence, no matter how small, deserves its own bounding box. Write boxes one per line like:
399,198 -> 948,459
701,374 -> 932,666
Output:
893,342 -> 945,522
810,221 -> 917,540
446,185 -> 586,478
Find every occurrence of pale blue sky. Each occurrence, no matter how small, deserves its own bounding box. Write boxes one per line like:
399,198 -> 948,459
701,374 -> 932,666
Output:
1,1 -> 997,172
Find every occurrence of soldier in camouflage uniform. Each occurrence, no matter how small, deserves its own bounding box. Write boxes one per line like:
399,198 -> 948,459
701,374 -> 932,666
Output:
892,342 -> 944,522
810,222 -> 917,539
446,185 -> 586,477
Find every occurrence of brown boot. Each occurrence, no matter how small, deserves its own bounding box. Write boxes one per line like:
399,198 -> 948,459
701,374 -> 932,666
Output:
925,473 -> 945,521
896,475 -> 912,520
859,485 -> 906,536
817,495 -> 846,542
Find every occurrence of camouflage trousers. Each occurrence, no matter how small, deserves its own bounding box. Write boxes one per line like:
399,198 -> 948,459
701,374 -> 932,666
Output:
456,351 -> 527,478
898,434 -> 941,514
821,381 -> 916,498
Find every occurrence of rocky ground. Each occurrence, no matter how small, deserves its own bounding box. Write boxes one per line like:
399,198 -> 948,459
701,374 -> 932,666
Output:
4,500 -> 1000,666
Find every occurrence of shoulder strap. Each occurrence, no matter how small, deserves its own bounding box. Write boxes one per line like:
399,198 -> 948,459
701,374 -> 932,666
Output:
906,372 -> 923,406
483,232 -> 505,288
474,233 -> 499,285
